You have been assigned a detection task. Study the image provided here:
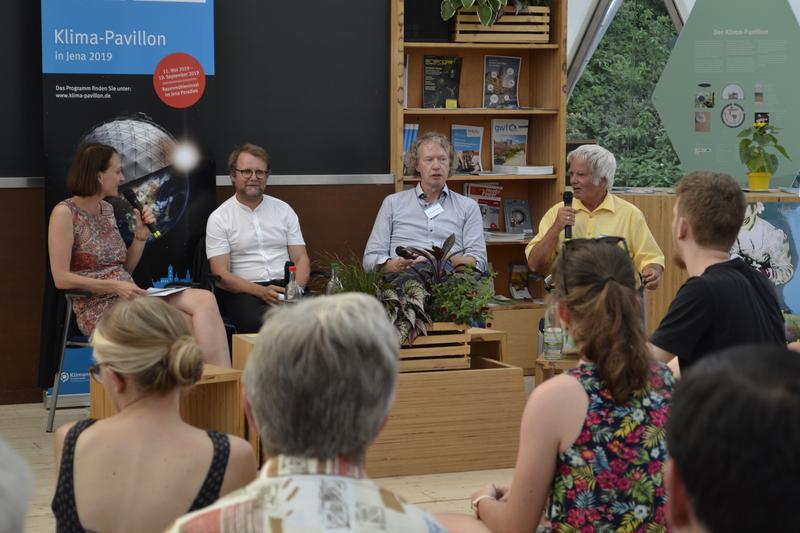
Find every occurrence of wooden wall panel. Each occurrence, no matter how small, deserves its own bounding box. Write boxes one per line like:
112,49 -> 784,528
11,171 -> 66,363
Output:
0,189 -> 46,403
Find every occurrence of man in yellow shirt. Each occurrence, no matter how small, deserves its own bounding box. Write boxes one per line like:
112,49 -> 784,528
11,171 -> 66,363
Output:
526,144 -> 665,289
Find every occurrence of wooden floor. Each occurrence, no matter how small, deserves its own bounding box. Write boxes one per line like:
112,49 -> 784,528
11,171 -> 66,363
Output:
0,402 -> 517,532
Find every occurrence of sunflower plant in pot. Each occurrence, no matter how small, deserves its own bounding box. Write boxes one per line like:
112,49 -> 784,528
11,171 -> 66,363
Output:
738,121 -> 790,190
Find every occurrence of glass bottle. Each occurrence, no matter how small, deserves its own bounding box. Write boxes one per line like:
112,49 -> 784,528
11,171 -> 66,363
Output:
284,266 -> 302,304
325,263 -> 344,295
542,303 -> 564,360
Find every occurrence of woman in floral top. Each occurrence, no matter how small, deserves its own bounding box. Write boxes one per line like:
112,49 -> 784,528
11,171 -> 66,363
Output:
441,238 -> 674,533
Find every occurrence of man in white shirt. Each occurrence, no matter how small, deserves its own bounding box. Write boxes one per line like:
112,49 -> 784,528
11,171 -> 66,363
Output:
206,144 -> 310,333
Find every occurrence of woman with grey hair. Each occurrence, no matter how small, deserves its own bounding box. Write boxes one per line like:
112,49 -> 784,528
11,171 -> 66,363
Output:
166,293 -> 448,532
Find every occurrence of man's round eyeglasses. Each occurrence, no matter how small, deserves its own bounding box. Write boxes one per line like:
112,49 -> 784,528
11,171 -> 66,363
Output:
235,168 -> 268,179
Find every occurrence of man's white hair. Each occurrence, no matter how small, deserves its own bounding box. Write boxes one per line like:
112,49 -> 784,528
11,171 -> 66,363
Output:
567,144 -> 617,190
0,439 -> 32,533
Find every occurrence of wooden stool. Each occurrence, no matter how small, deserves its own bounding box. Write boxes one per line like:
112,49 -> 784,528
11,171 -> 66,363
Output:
89,364 -> 244,437
534,355 -> 580,385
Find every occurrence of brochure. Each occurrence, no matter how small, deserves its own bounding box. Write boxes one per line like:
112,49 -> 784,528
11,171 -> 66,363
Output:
483,55 -> 521,108
451,124 -> 483,174
509,263 -> 533,300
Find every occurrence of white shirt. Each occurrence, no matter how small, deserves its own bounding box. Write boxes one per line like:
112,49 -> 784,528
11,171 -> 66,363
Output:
206,195 -> 305,282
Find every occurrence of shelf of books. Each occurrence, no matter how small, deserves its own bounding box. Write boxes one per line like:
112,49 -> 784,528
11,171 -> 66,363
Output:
391,0 -> 566,297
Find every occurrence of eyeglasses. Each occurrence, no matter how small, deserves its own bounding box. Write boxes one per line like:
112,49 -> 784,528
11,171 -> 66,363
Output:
560,236 -> 641,294
235,168 -> 268,179
88,362 -> 107,384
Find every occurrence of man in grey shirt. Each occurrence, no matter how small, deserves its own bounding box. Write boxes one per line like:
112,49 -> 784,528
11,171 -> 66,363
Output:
363,132 -> 488,272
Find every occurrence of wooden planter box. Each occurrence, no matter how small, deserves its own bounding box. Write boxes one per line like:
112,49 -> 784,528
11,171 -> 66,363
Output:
367,356 -> 524,477
453,6 -> 550,44
400,322 -> 470,372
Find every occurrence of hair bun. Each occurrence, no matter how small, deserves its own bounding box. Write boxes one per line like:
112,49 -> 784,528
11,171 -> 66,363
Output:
167,335 -> 203,387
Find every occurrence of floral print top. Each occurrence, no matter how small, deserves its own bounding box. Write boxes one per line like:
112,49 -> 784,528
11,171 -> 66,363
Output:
546,361 -> 674,533
61,198 -> 132,335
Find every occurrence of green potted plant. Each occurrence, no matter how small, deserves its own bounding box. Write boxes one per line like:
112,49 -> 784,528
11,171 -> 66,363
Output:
738,121 -> 790,190
441,0 -> 546,26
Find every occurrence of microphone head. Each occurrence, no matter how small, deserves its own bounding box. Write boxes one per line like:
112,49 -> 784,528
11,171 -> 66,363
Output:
563,191 -> 573,206
121,189 -> 141,208
395,246 -> 414,260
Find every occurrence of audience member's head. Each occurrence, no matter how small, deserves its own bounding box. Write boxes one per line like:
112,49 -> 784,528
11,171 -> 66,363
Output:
91,297 -> 203,395
567,144 -> 617,190
666,345 -> 800,532
227,143 -> 271,176
552,238 -> 648,402
243,293 -> 399,464
674,171 -> 746,252
405,131 -> 457,178
67,142 -> 118,197
0,439 -> 32,533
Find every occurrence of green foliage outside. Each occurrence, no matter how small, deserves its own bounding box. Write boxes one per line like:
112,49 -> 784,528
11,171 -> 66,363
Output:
568,0 -> 682,187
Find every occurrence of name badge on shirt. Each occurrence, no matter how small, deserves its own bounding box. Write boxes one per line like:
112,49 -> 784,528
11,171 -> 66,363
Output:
425,203 -> 444,219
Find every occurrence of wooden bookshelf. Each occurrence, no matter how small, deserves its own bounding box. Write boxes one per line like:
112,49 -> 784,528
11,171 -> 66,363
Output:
390,0 -> 567,297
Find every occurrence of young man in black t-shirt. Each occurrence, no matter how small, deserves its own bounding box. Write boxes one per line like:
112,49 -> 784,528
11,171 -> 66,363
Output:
649,172 -> 784,371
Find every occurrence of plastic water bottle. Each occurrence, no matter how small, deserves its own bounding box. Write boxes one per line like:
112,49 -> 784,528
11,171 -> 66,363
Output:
284,266 -> 302,304
326,263 -> 343,295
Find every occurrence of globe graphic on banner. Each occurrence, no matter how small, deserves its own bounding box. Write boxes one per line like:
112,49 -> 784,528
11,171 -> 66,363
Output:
82,114 -> 189,241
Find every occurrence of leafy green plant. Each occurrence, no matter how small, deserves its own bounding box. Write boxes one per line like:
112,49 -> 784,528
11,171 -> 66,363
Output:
381,278 -> 432,344
440,0 -> 547,27
321,253 -> 383,296
430,266 -> 495,324
738,122 -> 790,174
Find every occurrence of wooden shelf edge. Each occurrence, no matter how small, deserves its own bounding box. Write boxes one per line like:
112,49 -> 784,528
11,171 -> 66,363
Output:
404,108 -> 558,115
486,240 -> 531,246
403,174 -> 557,182
404,42 -> 559,50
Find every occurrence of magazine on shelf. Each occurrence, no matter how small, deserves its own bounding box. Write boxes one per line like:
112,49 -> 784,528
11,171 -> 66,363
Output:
509,263 -> 533,300
483,55 -> 521,109
464,182 -> 502,231
492,119 -> 529,169
423,55 -> 462,108
451,124 -> 483,175
402,124 -> 419,175
503,199 -> 533,234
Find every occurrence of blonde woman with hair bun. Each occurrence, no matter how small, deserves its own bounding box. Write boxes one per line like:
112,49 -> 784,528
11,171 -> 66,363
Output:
51,297 -> 257,533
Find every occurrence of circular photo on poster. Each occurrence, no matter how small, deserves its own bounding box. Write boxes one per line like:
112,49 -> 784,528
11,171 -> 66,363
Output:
722,84 -> 744,100
721,103 -> 745,128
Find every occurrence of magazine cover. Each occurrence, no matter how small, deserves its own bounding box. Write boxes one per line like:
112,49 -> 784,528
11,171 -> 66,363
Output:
492,119 -> 529,168
451,124 -> 483,174
423,55 -> 462,108
504,199 -> 533,233
464,183 -> 502,231
483,55 -> 521,108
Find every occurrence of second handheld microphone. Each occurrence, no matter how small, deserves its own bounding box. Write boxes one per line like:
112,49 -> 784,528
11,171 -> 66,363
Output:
122,189 -> 161,239
563,191 -> 574,239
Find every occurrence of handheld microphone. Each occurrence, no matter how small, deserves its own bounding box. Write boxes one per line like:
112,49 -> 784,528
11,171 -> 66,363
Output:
396,246 -> 418,260
562,191 -> 573,239
122,189 -> 161,239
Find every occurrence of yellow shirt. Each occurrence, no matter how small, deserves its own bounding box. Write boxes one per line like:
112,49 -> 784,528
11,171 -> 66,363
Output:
525,193 -> 665,273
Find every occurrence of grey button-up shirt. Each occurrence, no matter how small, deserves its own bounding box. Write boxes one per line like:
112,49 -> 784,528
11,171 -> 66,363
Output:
363,184 -> 488,271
